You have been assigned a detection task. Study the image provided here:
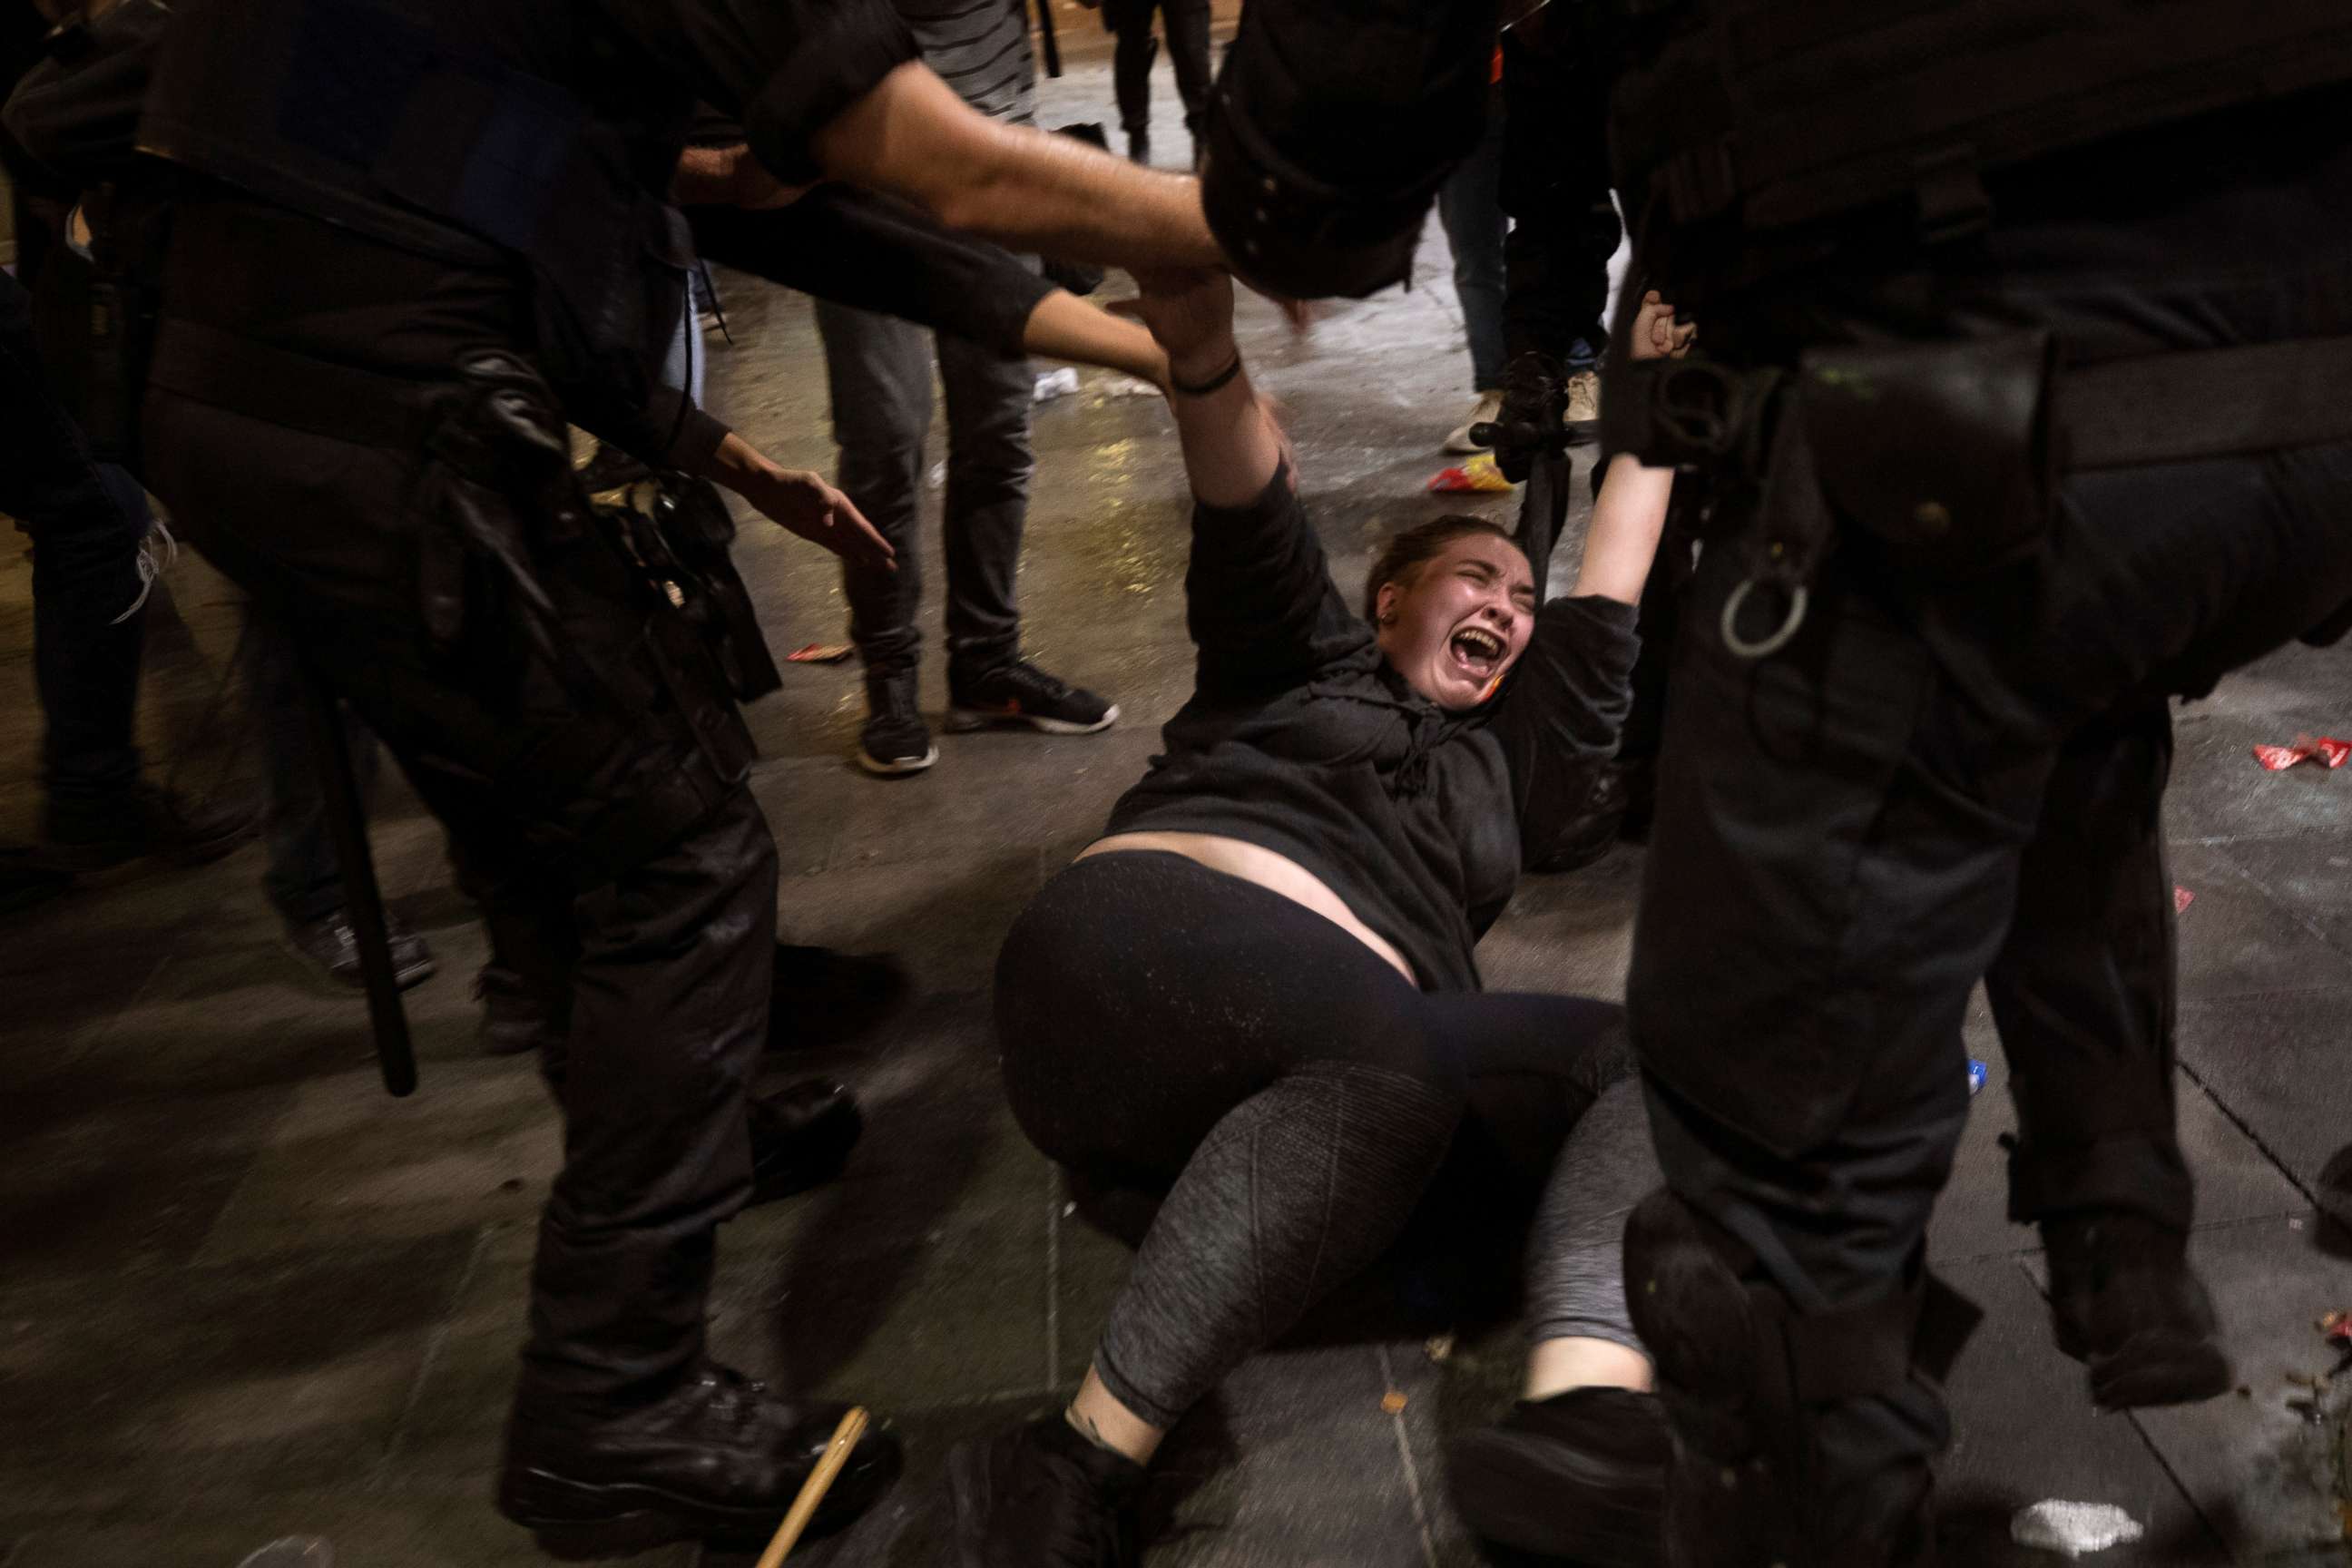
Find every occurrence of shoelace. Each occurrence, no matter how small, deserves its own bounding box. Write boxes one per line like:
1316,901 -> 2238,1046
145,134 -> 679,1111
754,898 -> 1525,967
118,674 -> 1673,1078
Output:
1001,661 -> 1074,702
110,518 -> 177,625
691,1366 -> 778,1436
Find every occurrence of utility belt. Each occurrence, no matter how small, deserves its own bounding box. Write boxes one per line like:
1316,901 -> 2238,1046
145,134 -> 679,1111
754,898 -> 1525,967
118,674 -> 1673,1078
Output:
148,325 -> 778,736
1602,333 -> 2352,659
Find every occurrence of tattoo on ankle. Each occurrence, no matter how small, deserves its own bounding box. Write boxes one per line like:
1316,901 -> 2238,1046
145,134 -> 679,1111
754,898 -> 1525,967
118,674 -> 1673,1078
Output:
1064,1406 -> 1118,1454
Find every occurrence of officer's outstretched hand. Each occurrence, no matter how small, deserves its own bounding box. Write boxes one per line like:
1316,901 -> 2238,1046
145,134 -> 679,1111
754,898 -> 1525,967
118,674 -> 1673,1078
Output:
747,466 -> 897,571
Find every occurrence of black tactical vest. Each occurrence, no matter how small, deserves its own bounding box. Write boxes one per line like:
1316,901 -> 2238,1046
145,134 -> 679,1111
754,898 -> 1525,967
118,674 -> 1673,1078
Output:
1609,0 -> 2352,289
140,0 -> 698,416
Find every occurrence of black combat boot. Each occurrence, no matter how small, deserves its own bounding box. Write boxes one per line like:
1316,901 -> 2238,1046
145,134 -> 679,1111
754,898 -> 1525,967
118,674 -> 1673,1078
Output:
1444,1386 -> 1668,1565
2042,1209 -> 2230,1409
1623,1189 -> 1943,1568
499,1363 -> 900,1559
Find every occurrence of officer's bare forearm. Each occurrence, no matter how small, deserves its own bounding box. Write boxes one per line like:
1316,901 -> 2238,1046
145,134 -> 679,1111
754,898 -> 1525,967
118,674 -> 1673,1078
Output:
1573,455 -> 1673,605
814,63 -> 1222,270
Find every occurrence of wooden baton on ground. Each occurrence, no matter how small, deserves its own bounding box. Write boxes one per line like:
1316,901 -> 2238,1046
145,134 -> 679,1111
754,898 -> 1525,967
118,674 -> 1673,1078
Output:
753,1406 -> 869,1568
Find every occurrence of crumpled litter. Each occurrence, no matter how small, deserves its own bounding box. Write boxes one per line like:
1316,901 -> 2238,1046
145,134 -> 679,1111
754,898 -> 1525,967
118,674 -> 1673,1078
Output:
786,642 -> 856,664
2175,885 -> 2194,914
1102,375 -> 1163,398
2011,1501 -> 2143,1557
2253,735 -> 2352,770
2319,1309 -> 2352,1346
1427,452 -> 1514,494
1034,366 -> 1082,402
1966,1058 -> 1988,1096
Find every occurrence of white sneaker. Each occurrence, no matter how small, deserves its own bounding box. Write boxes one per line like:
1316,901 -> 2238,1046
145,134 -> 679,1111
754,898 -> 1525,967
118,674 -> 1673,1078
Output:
1444,390 -> 1505,455
1563,370 -> 1602,425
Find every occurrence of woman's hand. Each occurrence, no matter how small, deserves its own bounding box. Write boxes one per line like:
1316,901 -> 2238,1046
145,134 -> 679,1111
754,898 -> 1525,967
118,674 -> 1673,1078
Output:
740,465 -> 897,572
1110,268 -> 1239,386
1629,289 -> 1697,362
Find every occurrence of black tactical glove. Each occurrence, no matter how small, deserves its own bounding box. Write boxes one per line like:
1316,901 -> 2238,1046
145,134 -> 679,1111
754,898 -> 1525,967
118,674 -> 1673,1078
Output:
1479,351 -> 1566,484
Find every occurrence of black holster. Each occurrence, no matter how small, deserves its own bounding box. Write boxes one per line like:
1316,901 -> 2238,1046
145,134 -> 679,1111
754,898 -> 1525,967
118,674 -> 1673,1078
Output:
1798,331 -> 2058,582
612,477 -> 783,704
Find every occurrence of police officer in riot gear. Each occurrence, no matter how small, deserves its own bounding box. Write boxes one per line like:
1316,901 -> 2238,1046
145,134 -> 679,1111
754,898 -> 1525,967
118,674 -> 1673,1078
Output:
124,0 -> 1223,1555
1572,5 -> 2352,1561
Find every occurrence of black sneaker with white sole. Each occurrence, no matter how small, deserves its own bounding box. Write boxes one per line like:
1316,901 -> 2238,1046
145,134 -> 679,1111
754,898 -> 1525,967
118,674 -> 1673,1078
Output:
858,673 -> 938,776
1445,1387 -> 1668,1566
948,1414 -> 1142,1568
946,659 -> 1118,736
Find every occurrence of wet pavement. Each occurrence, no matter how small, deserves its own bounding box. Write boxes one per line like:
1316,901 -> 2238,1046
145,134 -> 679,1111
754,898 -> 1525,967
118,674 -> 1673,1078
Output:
7,57 -> 2352,1568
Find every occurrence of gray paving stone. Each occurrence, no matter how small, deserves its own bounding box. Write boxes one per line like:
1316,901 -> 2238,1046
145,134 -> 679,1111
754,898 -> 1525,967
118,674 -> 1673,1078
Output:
710,1180 -> 1050,1410
2170,839 -> 2352,1000
1140,1345 -> 1436,1568
0,1234 -> 475,1515
0,1487 -> 682,1568
2192,828 -> 2352,955
1937,1257 -> 2226,1564
193,1055 -> 555,1266
0,1082 -> 290,1288
2176,986 -> 2352,1199
772,849 -> 1047,995
2166,670 -> 2352,844
2127,1214 -> 2352,1561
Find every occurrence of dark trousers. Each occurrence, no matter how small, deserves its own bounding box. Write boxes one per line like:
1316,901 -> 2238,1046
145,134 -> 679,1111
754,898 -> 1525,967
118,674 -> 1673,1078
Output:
244,615 -> 387,926
1436,89 -> 1508,393
1106,0 -> 1212,148
1623,93 -> 2352,1543
810,295 -> 1033,682
0,268 -> 151,800
145,199 -> 777,1413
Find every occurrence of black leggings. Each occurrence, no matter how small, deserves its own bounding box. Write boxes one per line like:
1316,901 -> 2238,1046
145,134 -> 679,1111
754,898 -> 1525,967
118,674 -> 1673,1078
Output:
996,851 -> 1652,1429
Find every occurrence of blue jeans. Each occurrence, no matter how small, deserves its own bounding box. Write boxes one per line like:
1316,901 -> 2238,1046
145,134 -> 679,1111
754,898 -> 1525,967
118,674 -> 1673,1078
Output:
1437,91 -> 1507,392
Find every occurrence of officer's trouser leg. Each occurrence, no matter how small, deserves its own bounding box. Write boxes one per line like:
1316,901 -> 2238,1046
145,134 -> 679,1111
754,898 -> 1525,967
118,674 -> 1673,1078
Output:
1625,548 -> 2040,1566
518,787 -> 776,1406
145,374 -> 776,1416
1985,700 -> 2190,1232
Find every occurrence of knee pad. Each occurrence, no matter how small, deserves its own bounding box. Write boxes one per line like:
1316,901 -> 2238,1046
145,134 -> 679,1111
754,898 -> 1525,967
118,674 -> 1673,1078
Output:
1622,1189 -> 1979,1568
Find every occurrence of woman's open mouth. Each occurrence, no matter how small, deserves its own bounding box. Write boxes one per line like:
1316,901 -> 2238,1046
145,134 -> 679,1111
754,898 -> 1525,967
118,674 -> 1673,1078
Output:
1448,624 -> 1505,681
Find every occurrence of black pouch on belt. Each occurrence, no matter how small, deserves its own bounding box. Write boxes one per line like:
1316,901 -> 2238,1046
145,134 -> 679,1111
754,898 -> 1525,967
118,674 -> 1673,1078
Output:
632,475 -> 783,703
416,351 -> 592,689
1797,330 -> 2058,581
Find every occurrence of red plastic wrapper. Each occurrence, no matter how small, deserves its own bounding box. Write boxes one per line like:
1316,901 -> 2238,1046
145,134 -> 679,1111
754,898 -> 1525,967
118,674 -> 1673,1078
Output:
2174,886 -> 2194,915
2253,735 -> 2352,770
1426,453 -> 1513,495
2319,1309 -> 2352,1345
786,642 -> 856,664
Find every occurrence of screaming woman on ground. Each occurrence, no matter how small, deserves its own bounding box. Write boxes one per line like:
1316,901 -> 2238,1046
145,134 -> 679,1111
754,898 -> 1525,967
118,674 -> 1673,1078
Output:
954,268 -> 1695,1568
